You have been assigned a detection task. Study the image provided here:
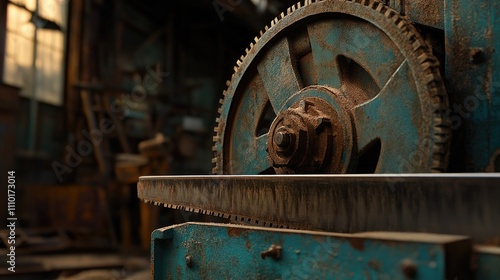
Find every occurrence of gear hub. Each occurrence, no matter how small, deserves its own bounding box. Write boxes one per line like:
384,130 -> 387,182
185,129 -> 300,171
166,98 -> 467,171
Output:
267,86 -> 351,174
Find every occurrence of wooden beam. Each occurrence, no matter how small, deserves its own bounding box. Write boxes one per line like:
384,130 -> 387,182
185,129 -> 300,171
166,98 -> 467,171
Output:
0,0 -> 8,80
64,0 -> 84,140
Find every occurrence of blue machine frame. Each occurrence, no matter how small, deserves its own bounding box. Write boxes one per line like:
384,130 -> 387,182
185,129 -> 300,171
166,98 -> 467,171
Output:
151,223 -> 500,279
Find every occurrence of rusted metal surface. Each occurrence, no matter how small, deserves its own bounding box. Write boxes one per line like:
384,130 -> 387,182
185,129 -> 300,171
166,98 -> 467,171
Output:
139,174 -> 500,243
444,0 -> 500,172
267,90 -> 351,174
150,222 -> 473,279
387,0 -> 444,29
212,0 -> 450,174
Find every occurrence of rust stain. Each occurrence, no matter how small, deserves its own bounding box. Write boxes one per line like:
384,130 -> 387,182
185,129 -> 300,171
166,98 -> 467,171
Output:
368,259 -> 382,271
227,227 -> 244,237
349,238 -> 365,251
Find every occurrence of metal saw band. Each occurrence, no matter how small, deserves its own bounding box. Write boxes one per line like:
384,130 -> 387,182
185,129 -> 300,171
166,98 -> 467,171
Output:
138,174 -> 500,243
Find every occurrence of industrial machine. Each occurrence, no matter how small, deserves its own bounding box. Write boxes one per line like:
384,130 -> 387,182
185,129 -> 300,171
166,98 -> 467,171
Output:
138,0 -> 500,278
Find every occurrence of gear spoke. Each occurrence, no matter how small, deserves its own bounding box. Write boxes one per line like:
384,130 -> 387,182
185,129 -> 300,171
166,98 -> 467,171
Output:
257,38 -> 302,112
353,60 -> 421,172
308,18 -> 404,91
231,134 -> 271,174
308,21 -> 342,88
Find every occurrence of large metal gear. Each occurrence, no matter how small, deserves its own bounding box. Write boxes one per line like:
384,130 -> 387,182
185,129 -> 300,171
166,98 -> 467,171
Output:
213,0 -> 451,174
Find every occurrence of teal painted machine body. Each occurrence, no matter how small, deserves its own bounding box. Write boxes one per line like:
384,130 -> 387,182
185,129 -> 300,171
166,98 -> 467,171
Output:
444,0 -> 500,171
151,223 -> 500,279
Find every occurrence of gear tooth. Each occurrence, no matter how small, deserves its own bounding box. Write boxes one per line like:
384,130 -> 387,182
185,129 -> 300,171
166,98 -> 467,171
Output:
219,98 -> 224,104
297,2 -> 302,8
292,4 -> 296,12
233,65 -> 238,72
236,59 -> 242,66
212,145 -> 217,152
287,7 -> 292,14
259,30 -> 264,37
245,47 -> 250,54
250,42 -> 254,49
212,157 -> 218,164
254,36 -> 259,44
279,12 -> 285,19
385,8 -> 396,18
265,25 -> 269,31
225,80 -> 231,86
240,55 -> 245,61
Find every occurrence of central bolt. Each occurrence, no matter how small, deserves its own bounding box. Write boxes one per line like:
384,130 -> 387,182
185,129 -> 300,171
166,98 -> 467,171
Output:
274,131 -> 290,148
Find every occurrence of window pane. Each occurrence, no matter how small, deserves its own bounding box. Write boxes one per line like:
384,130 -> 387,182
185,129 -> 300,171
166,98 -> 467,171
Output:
3,2 -> 67,106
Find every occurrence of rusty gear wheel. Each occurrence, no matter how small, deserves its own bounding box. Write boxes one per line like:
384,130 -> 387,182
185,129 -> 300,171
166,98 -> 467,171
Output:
213,0 -> 450,174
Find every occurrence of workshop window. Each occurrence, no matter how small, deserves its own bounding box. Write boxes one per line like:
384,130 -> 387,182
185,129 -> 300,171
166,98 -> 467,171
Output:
3,0 -> 67,106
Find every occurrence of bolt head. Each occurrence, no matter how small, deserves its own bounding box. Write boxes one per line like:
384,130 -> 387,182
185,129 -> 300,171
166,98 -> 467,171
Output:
274,131 -> 290,147
186,255 -> 193,268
